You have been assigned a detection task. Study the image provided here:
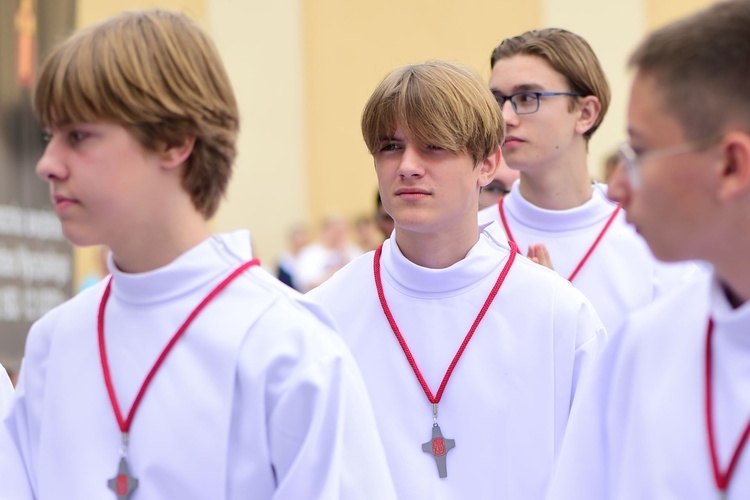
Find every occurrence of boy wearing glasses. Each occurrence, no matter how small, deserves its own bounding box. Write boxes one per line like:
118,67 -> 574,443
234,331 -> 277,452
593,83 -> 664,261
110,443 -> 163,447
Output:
307,60 -> 606,499
548,1 -> 750,497
478,28 -> 690,335
0,10 -> 397,499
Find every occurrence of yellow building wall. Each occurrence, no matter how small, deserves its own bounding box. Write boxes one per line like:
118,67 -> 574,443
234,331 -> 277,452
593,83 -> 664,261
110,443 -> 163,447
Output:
648,0 -> 720,29
77,0 -> 205,28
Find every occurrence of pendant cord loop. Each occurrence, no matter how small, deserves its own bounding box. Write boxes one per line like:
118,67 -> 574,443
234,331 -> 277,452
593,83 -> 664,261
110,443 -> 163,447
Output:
119,432 -> 129,457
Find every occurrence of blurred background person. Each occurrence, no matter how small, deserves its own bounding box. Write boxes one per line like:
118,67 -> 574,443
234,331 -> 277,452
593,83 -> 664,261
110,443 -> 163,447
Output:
374,191 -> 395,240
602,149 -> 623,185
478,156 -> 520,210
76,246 -> 109,293
354,214 -> 381,252
296,214 -> 363,292
275,222 -> 310,291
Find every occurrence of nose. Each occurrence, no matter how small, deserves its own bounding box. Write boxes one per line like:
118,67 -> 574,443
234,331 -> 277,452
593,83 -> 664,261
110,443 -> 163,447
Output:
500,100 -> 519,127
397,145 -> 425,178
606,161 -> 631,207
36,135 -> 68,182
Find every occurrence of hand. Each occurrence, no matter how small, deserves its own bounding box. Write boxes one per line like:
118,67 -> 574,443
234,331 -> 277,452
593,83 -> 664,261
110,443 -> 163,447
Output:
527,243 -> 554,271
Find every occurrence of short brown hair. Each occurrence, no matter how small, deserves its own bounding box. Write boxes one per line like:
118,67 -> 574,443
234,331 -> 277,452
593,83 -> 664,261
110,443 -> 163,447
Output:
490,28 -> 610,140
629,0 -> 750,140
34,9 -> 239,218
361,60 -> 504,165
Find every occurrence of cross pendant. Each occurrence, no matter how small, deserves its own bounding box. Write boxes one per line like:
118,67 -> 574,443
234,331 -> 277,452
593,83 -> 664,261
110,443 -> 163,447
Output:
422,423 -> 455,478
107,456 -> 139,500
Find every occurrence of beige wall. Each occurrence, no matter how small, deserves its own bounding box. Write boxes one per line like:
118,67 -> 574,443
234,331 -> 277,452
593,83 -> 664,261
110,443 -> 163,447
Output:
648,0 -> 719,29
77,0 -> 205,28
70,0 -> 719,288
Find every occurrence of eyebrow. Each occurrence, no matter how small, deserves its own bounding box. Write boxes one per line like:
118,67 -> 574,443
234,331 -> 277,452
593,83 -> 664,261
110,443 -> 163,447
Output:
489,83 -> 546,94
379,135 -> 404,142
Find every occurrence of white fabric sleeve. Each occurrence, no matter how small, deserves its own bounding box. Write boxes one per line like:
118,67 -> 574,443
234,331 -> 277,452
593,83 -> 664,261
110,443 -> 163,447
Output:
0,358 -> 37,499
546,321 -> 625,500
0,363 -> 13,417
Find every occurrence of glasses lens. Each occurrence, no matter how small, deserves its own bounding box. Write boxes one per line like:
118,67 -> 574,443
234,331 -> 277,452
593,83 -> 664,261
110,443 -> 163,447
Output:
512,93 -> 539,115
617,143 -> 639,188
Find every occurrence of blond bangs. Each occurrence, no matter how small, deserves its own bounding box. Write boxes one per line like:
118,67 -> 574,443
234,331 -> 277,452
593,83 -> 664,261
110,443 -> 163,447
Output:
396,72 -> 464,155
362,61 -> 503,164
362,68 -> 464,155
33,12 -> 206,139
34,30 -> 108,128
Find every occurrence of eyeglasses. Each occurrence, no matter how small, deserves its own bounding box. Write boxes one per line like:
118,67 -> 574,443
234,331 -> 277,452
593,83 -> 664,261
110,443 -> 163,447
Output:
481,181 -> 511,197
492,91 -> 583,115
618,137 -> 719,188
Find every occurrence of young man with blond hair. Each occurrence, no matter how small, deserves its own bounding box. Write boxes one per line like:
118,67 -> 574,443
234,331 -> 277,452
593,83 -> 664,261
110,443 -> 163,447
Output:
549,2 -> 750,497
0,9 -> 396,499
307,60 -> 606,499
478,28 -> 690,335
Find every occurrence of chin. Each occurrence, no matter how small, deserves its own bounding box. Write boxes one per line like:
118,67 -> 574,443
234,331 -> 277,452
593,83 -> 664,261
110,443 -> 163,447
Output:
645,242 -> 686,263
60,225 -> 101,248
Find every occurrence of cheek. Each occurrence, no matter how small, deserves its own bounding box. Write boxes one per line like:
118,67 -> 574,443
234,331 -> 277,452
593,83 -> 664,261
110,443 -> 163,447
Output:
374,161 -> 395,182
640,176 -> 697,238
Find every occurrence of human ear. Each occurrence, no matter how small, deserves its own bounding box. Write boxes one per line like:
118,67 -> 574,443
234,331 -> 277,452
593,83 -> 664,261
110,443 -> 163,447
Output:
717,131 -> 750,201
478,145 -> 502,187
161,135 -> 196,170
574,96 -> 601,137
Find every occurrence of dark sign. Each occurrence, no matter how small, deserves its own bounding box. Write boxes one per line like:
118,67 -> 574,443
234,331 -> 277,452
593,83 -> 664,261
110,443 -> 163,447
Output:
0,0 -> 76,374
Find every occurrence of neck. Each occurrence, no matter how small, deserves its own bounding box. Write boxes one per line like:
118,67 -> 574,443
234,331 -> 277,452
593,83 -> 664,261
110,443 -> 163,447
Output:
517,149 -> 593,210
707,205 -> 750,309
394,224 -> 479,269
110,210 -> 212,274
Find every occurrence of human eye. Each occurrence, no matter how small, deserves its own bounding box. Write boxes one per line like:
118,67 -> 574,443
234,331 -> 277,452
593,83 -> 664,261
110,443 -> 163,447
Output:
483,182 -> 508,195
378,141 -> 401,152
424,144 -> 452,157
516,92 -> 538,104
628,144 -> 646,159
67,130 -> 90,145
41,131 -> 52,144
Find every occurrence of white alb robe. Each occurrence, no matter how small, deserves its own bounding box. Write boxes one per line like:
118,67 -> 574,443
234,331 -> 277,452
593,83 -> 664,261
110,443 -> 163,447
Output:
0,363 -> 13,416
478,182 -> 692,334
0,230 -> 396,500
547,270 -> 750,499
307,223 -> 607,499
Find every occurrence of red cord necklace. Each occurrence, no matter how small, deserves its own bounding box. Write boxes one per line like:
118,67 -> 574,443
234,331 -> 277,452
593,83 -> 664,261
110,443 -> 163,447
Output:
497,196 -> 621,282
99,259 -> 259,499
705,317 -> 750,497
373,241 -> 517,478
